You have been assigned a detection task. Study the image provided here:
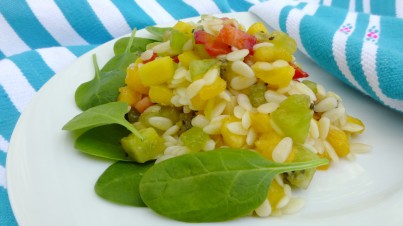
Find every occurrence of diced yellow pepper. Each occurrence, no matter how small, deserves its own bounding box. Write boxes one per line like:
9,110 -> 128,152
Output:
221,116 -> 246,148
253,46 -> 293,63
247,22 -> 269,35
267,180 -> 285,210
190,93 -> 206,110
286,147 -> 296,163
199,77 -> 226,101
125,66 -> 149,95
250,112 -> 272,133
255,131 -> 282,161
252,61 -> 295,88
149,86 -> 174,105
173,21 -> 195,35
327,128 -> 350,157
178,51 -> 200,68
117,86 -> 142,107
203,97 -> 216,119
139,56 -> 175,86
347,115 -> 365,134
317,151 -> 331,170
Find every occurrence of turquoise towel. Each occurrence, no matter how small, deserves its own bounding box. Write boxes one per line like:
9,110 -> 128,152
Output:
250,0 -> 403,113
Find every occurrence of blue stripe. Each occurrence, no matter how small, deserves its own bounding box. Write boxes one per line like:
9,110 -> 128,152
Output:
376,48 -> 403,100
227,0 -> 253,11
279,6 -> 294,32
345,13 -> 379,99
0,51 -> 5,60
377,14 -> 403,50
10,51 -> 54,91
0,86 -> 21,140
0,152 -> 5,166
212,0 -> 232,13
355,0 -> 363,12
0,188 -> 18,226
300,6 -> 350,86
157,0 -> 199,19
371,0 -> 396,16
279,3 -> 307,33
332,0 -> 349,9
376,16 -> 403,99
0,0 -> 59,49
111,0 -> 156,28
67,45 -> 97,57
54,0 -> 113,43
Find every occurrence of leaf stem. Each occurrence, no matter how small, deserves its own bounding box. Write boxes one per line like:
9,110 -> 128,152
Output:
92,54 -> 101,79
125,28 -> 137,53
273,158 -> 329,174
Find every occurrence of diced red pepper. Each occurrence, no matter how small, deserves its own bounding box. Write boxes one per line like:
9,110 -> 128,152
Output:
171,55 -> 179,63
194,30 -> 231,57
143,53 -> 158,64
290,62 -> 309,79
216,24 -> 257,52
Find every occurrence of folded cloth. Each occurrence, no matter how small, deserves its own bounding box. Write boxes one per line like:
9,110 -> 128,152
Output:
0,1 -> 255,225
250,0 -> 403,113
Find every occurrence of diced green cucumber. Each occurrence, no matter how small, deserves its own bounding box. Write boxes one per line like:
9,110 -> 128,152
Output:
180,126 -> 209,152
248,82 -> 267,107
121,128 -> 165,163
271,94 -> 313,143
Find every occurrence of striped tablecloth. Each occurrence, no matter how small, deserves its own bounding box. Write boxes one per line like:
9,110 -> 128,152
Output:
1,1 -> 402,225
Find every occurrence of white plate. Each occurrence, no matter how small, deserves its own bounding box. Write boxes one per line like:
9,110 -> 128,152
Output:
7,12 -> 403,226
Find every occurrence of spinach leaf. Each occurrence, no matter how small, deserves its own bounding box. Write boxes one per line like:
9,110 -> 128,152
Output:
75,55 -> 127,111
62,102 -> 141,139
139,148 -> 327,222
101,52 -> 137,72
113,37 -> 156,55
75,124 -> 131,161
145,26 -> 172,41
75,30 -> 138,111
95,161 -> 154,206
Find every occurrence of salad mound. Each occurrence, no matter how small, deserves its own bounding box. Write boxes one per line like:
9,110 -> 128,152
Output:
63,15 -> 369,222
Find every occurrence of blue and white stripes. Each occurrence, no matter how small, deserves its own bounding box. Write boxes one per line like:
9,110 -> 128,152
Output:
250,0 -> 403,112
0,0 -> 251,58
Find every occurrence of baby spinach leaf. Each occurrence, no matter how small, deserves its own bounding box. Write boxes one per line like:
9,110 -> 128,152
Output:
63,102 -> 141,139
75,124 -> 131,161
101,52 -> 137,72
75,54 -> 126,110
95,161 -> 154,207
145,26 -> 172,41
75,30 -> 138,111
113,37 -> 156,55
139,148 -> 327,222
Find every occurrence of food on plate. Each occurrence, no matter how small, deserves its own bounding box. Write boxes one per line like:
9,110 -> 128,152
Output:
63,15 -> 369,222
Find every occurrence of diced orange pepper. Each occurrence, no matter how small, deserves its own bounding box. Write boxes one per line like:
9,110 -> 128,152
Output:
134,96 -> 154,113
